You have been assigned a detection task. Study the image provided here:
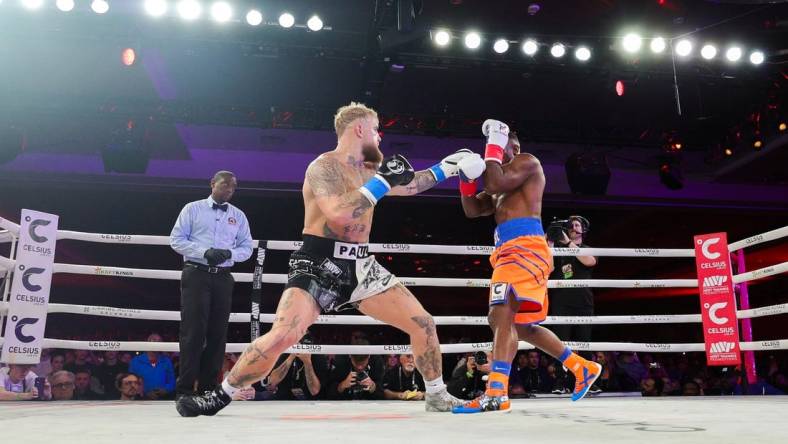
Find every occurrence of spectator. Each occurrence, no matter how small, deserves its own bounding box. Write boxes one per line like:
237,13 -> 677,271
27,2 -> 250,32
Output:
33,349 -> 53,378
328,339 -> 385,400
383,354 -> 425,401
682,380 -> 701,396
49,351 -> 66,376
448,352 -> 491,400
116,373 -> 143,401
384,354 -> 399,373
129,333 -> 176,400
64,350 -> 94,375
48,370 -> 75,401
509,350 -> 551,396
73,369 -> 102,400
641,377 -> 664,397
593,352 -> 619,392
119,352 -> 133,366
614,352 -> 647,391
266,352 -> 328,400
94,351 -> 128,400
0,364 -> 51,401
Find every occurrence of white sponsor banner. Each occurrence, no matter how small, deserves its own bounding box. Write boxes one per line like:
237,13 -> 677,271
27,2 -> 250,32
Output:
0,210 -> 58,364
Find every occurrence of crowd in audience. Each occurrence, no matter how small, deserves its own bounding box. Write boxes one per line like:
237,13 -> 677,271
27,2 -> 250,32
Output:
2,328 -> 785,401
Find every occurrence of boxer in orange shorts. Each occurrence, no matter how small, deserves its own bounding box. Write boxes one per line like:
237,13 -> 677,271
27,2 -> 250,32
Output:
453,120 -> 601,413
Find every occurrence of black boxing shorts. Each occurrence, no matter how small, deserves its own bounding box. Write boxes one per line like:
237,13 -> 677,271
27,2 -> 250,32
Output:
285,235 -> 400,313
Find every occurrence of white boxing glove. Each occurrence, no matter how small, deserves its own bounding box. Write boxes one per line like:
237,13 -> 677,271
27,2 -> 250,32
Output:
429,148 -> 474,182
457,153 -> 486,181
481,119 -> 510,163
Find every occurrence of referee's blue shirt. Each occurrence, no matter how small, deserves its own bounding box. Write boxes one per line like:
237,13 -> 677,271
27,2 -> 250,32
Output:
170,196 -> 253,267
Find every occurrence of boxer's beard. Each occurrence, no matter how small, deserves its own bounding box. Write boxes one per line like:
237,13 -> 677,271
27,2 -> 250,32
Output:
362,142 -> 383,163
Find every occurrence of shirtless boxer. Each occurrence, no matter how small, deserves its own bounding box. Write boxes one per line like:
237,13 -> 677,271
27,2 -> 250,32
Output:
452,120 -> 602,413
176,102 -> 476,416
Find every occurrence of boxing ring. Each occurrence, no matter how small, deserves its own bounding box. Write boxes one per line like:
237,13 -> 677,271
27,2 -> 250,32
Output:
0,217 -> 787,443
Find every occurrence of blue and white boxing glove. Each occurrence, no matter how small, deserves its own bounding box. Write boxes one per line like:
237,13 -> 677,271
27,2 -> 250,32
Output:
358,154 -> 415,204
428,149 -> 474,183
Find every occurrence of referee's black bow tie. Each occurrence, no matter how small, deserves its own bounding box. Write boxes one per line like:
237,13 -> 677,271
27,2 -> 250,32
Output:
213,203 -> 228,212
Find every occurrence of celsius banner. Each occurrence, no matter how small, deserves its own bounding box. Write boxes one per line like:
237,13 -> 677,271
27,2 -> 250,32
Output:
693,232 -> 741,366
0,210 -> 59,364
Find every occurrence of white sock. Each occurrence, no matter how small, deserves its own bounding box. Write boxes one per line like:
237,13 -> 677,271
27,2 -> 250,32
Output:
221,379 -> 239,397
424,376 -> 446,394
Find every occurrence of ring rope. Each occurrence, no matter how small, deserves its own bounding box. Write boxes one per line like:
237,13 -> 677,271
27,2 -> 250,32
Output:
0,336 -> 785,354
1,302 -> 785,325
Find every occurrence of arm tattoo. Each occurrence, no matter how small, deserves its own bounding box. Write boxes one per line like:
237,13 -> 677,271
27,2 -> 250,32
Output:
403,170 -> 437,195
307,157 -> 347,197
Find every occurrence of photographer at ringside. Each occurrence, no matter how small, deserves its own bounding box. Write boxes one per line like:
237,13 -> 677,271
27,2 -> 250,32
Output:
447,351 -> 492,400
545,215 -> 598,394
328,337 -> 385,400
265,332 -> 328,400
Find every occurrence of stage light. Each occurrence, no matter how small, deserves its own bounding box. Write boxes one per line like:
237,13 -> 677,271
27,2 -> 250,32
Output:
725,47 -> 742,62
622,33 -> 642,53
433,30 -> 450,47
700,44 -> 717,60
575,46 -> 591,61
724,148 -> 733,156
753,140 -> 762,150
675,39 -> 692,57
749,50 -> 764,65
246,9 -> 262,26
307,15 -> 323,31
550,43 -> 565,58
91,0 -> 109,14
177,0 -> 201,20
493,38 -> 509,54
144,0 -> 167,16
21,0 -> 44,10
464,32 -> 481,49
650,37 -> 666,53
779,122 -> 786,132
121,48 -> 136,67
210,2 -> 232,22
522,39 -> 538,56
278,12 -> 295,28
56,0 -> 74,12
615,80 -> 625,97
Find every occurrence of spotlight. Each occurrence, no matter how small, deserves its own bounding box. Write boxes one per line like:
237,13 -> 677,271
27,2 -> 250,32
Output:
521,39 -> 538,56
749,50 -> 764,65
575,46 -> 591,61
56,0 -> 74,12
725,47 -> 742,62
91,0 -> 109,14
493,38 -> 509,54
464,32 -> 481,49
21,0 -> 44,10
210,2 -> 232,22
278,12 -> 295,28
779,122 -> 786,132
674,39 -> 692,57
144,0 -> 167,17
700,44 -> 717,60
307,15 -> 323,31
650,37 -> 666,53
615,80 -> 625,97
433,30 -> 451,47
550,43 -> 565,58
121,48 -> 137,67
177,0 -> 201,20
246,9 -> 262,26
724,148 -> 733,156
753,140 -> 762,150
622,33 -> 642,53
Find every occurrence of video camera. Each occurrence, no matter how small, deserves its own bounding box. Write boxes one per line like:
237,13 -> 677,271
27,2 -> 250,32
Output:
546,215 -> 590,244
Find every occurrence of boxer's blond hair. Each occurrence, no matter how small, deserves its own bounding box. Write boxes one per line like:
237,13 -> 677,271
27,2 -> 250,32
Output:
334,102 -> 378,138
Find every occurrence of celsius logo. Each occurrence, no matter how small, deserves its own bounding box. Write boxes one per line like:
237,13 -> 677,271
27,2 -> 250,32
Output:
11,316 -> 39,343
26,217 -> 51,243
18,265 -> 45,292
698,237 -> 721,260
704,301 -> 729,325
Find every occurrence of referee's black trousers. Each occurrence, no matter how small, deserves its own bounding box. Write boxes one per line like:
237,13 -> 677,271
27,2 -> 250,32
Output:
176,265 -> 234,395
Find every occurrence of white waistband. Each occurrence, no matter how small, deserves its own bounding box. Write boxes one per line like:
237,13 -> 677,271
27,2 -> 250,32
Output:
333,242 -> 370,260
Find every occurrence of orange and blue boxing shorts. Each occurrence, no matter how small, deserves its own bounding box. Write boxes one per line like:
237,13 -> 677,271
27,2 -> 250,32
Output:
489,217 -> 553,325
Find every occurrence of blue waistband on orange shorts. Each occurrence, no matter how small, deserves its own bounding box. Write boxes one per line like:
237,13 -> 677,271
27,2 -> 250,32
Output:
494,217 -> 544,248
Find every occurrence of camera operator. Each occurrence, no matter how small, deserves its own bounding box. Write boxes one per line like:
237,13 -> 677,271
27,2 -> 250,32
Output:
265,332 -> 328,400
447,351 -> 492,400
328,338 -> 385,400
546,215 -> 598,393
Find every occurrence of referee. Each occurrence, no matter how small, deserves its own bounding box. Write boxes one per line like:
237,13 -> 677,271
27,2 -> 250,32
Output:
170,170 -> 253,397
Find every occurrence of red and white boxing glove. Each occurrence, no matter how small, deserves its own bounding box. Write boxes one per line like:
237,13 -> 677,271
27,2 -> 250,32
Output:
481,119 -> 510,164
458,154 -> 485,196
